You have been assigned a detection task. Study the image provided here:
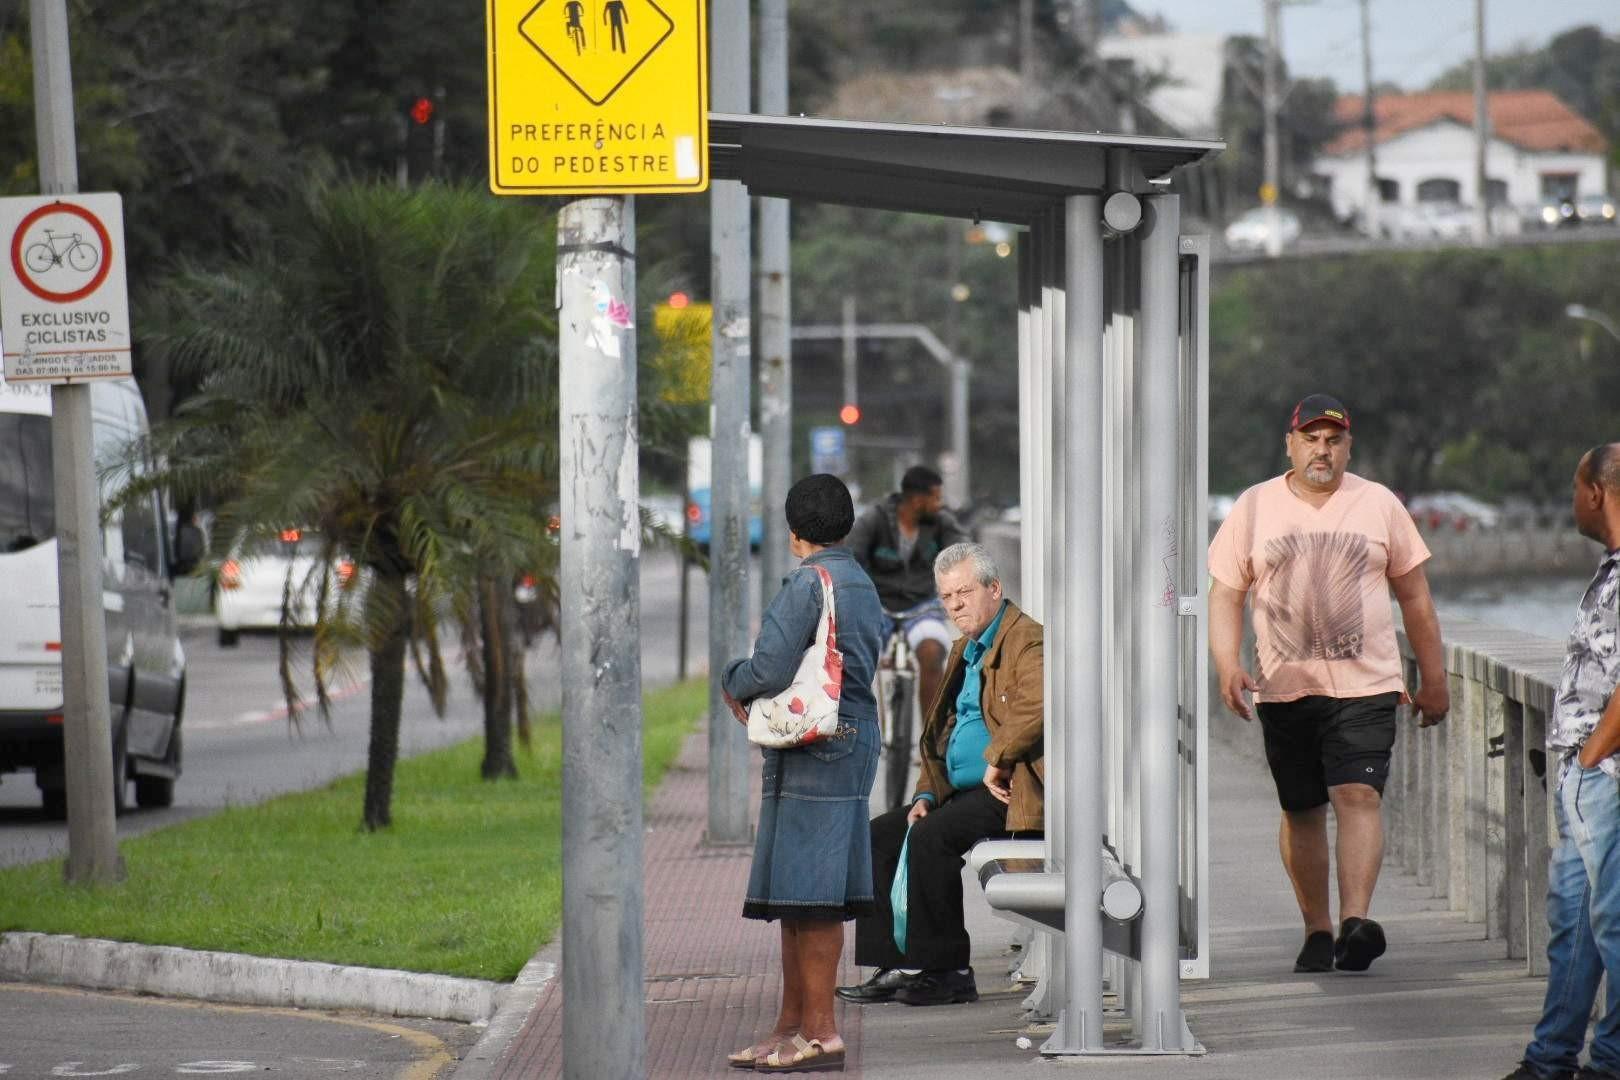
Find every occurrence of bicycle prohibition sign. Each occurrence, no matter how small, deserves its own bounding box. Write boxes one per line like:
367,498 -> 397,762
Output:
8,200 -> 114,304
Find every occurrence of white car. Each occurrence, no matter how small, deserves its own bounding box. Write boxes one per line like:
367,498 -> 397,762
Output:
1405,492 -> 1500,532
214,529 -> 356,646
1224,207 -> 1302,252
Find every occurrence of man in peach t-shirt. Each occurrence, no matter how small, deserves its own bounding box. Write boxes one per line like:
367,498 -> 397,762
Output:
1208,394 -> 1450,976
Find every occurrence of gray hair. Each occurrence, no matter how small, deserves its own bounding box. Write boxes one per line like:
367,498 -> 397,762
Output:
934,541 -> 999,587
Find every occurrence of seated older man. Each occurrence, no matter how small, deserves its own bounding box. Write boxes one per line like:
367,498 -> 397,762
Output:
837,541 -> 1045,1007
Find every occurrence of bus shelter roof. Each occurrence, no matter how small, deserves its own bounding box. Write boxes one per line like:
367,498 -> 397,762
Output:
708,112 -> 1223,224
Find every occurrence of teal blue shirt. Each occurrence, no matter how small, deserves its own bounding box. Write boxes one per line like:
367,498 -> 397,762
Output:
943,600 -> 1007,792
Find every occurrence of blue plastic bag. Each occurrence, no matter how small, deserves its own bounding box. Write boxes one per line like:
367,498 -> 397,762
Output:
891,823 -> 912,953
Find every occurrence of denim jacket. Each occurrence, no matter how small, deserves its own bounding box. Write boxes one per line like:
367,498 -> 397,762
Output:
722,546 -> 883,724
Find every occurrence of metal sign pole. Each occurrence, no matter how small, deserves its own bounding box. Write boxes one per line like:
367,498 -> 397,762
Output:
30,0 -> 121,885
557,195 -> 646,1080
705,0 -> 752,844
757,0 -> 792,593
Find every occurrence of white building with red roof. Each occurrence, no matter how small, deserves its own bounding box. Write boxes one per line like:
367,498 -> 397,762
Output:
1314,89 -> 1609,227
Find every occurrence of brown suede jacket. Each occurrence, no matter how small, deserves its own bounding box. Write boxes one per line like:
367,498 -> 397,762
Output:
913,601 -> 1045,833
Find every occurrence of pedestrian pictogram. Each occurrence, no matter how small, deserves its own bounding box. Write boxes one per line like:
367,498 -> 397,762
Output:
519,0 -> 673,105
487,0 -> 707,195
0,193 -> 132,383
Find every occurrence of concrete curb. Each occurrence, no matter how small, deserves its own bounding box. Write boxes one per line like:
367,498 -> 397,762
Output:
445,952 -> 556,1078
0,931 -> 518,1024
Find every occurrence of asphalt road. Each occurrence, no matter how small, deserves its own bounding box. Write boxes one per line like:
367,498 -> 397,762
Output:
0,549 -> 749,868
0,982 -> 478,1080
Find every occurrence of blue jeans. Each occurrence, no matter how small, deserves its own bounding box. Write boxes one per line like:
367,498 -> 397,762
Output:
1524,764 -> 1620,1077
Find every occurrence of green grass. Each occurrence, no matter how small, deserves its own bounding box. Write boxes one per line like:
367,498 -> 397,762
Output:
0,678 -> 707,981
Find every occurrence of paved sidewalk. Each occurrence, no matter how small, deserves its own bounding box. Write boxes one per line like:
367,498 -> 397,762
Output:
463,716 -> 1548,1079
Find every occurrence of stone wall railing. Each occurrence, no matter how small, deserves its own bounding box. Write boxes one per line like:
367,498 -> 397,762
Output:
1389,618 -> 1566,975
1416,525 -> 1595,581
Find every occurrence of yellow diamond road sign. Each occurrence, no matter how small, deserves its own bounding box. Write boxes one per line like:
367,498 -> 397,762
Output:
488,0 -> 708,195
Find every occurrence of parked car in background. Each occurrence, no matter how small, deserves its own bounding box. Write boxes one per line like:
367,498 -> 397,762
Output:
1577,193 -> 1617,226
1405,491 -> 1501,531
214,528 -> 356,646
1224,207 -> 1302,252
1536,197 -> 1580,230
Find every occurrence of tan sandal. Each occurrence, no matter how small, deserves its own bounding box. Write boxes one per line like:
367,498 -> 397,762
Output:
726,1038 -> 783,1070
756,1033 -> 845,1073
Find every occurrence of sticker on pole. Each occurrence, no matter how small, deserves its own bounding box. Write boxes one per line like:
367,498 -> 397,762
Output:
486,0 -> 708,195
0,193 -> 132,383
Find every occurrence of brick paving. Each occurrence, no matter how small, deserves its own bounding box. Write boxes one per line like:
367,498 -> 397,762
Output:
489,723 -> 865,1079
478,713 -> 1557,1080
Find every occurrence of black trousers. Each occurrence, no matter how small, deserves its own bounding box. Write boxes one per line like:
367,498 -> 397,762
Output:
854,786 -> 1011,972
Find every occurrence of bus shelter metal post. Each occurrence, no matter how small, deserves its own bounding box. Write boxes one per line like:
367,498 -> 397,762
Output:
1016,238 -> 1034,606
1178,234 -> 1213,982
1136,193 -> 1196,1053
1038,209 -> 1068,1021
1044,193 -> 1106,1054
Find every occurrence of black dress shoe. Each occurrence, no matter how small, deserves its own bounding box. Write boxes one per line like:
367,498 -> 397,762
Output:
895,967 -> 979,1006
835,968 -> 915,1003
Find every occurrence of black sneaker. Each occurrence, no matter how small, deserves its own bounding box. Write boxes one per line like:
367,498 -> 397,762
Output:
895,967 -> 979,1006
1293,930 -> 1334,973
1576,1066 -> 1620,1079
1500,1063 -> 1574,1080
835,968 -> 916,1004
1334,916 -> 1387,972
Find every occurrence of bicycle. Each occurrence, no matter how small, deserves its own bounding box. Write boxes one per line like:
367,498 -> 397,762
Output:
874,612 -> 921,811
24,229 -> 99,275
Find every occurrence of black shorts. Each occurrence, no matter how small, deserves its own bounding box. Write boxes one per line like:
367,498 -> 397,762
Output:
1255,692 -> 1400,812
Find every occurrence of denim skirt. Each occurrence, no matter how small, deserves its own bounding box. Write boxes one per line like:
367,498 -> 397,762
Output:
742,717 -> 880,923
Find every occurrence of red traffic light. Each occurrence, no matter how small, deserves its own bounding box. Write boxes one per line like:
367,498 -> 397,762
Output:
667,291 -> 690,309
839,404 -> 861,425
410,97 -> 435,126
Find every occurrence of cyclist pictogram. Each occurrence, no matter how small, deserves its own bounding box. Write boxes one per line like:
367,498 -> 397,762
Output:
564,0 -> 586,53
24,229 -> 100,275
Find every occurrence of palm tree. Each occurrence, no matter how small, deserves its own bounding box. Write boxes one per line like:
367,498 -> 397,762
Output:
135,179 -> 559,830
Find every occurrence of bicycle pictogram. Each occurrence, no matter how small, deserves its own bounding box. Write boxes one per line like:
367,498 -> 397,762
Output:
24,229 -> 100,275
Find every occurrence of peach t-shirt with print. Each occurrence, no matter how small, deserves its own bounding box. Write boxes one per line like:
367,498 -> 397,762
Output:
1207,472 -> 1430,704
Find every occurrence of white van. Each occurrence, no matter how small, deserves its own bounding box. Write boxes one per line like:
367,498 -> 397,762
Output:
0,376 -> 187,817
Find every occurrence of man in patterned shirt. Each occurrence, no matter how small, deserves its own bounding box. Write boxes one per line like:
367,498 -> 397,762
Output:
1209,394 -> 1449,975
1504,444 -> 1620,1080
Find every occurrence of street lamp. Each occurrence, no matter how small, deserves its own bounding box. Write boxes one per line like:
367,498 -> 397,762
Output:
1566,304 -> 1620,345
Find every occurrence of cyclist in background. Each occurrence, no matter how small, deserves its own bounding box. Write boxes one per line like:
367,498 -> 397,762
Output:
846,464 -> 967,717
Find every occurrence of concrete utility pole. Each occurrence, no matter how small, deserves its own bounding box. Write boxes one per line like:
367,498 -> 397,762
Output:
1359,0 -> 1379,238
31,0 -> 122,885
757,0 -> 792,593
1261,0 -> 1283,257
556,195 -> 645,1080
1472,0 -> 1491,243
706,0 -> 752,845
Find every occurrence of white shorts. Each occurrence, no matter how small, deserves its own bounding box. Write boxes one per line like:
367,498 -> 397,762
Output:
904,615 -> 954,654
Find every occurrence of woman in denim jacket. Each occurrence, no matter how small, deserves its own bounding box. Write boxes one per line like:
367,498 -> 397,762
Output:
723,473 -> 884,1073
